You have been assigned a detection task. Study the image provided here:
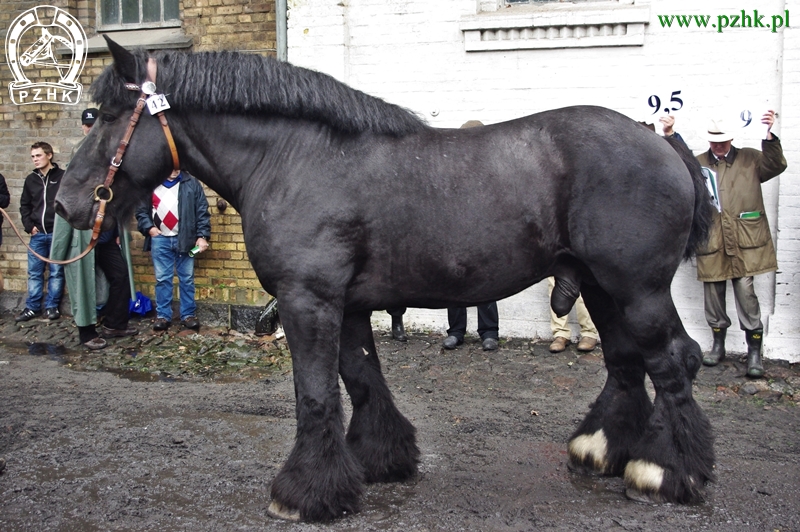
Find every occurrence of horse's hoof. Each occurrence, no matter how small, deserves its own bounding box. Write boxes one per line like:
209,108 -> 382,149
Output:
267,500 -> 301,521
625,487 -> 668,504
567,459 -> 599,476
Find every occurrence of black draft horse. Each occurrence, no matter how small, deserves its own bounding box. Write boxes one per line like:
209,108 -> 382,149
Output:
56,38 -> 714,522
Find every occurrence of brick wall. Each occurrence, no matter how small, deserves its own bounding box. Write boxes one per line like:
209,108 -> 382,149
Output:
183,0 -> 276,53
1,1 -> 80,293
0,1 -> 277,311
288,0 -> 800,362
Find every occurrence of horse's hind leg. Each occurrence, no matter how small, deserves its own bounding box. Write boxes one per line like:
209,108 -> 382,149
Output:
268,296 -> 364,522
567,283 -> 654,476
570,285 -> 714,503
622,292 -> 714,503
338,311 -> 419,482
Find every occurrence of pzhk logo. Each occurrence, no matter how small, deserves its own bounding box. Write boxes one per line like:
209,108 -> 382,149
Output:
5,6 -> 88,105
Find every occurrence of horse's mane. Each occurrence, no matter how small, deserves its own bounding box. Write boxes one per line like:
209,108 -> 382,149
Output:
91,48 -> 427,137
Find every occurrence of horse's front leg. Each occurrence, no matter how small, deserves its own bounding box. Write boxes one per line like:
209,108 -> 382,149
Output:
338,311 -> 419,482
268,295 -> 364,522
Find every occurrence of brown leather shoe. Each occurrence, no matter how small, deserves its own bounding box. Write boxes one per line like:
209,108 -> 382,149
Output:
577,336 -> 598,352
549,336 -> 569,353
83,337 -> 107,350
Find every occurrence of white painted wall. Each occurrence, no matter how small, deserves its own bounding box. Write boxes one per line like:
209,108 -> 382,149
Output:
287,0 -> 799,362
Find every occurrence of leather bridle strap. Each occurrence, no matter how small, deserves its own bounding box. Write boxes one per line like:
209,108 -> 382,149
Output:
157,112 -> 180,175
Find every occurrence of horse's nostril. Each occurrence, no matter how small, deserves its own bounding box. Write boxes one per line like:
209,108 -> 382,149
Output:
54,200 -> 67,218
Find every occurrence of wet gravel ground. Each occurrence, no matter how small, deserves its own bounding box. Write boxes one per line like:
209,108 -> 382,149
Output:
0,313 -> 798,531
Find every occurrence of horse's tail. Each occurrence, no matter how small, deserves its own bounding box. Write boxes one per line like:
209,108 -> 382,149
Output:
664,135 -> 713,260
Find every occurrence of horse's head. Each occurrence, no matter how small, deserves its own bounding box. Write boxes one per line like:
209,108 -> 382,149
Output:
56,37 -> 179,230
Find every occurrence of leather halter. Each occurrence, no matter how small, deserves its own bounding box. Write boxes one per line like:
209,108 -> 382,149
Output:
94,56 -> 181,237
0,56 -> 182,266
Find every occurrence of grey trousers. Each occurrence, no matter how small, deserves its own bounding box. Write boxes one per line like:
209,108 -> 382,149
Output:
703,276 -> 763,331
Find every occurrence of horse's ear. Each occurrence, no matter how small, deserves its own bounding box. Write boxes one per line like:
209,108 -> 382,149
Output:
103,35 -> 139,83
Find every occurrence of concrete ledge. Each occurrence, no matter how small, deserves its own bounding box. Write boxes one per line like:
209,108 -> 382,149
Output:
0,290 -> 264,333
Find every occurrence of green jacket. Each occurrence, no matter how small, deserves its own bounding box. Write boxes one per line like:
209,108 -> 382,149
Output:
695,136 -> 787,282
50,215 -> 135,327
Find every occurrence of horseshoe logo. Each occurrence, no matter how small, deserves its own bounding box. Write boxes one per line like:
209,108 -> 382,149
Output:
5,6 -> 88,105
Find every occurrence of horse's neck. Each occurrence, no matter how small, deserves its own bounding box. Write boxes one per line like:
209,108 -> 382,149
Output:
174,113 -> 321,209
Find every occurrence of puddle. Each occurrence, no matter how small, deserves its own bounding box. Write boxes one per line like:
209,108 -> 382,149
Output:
27,341 -> 68,360
106,367 -> 176,382
5,341 -> 177,383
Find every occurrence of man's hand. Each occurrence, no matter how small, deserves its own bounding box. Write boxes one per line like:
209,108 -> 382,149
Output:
148,227 -> 161,237
762,110 -> 776,140
31,227 -> 39,235
194,237 -> 209,253
660,115 -> 675,137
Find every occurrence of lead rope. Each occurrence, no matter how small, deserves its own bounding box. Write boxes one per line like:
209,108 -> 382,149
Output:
0,57 -> 179,266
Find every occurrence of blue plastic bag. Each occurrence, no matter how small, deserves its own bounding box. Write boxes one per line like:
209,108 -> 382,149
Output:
129,291 -> 152,316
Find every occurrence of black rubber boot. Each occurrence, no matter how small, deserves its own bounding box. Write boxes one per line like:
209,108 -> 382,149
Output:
255,298 -> 280,336
391,316 -> 407,342
702,327 -> 726,366
745,329 -> 764,378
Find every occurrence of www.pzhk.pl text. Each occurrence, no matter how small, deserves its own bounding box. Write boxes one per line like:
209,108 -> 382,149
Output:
658,10 -> 789,33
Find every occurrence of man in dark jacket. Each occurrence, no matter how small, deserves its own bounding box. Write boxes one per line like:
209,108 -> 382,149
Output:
16,142 -> 65,322
0,171 -> 9,292
135,170 -> 210,331
0,171 -> 10,244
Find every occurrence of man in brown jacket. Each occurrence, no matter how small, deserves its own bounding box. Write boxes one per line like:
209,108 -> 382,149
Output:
667,111 -> 787,377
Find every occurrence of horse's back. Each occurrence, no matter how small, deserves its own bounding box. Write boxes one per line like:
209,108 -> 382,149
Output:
320,106 -> 695,308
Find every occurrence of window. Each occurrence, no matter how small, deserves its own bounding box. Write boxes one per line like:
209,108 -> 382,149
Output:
99,0 -> 180,30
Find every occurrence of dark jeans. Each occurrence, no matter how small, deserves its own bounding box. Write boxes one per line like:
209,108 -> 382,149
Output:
151,235 -> 196,320
26,232 -> 64,311
447,303 -> 499,341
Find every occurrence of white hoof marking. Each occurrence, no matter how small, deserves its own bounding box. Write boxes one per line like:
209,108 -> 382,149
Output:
624,459 -> 665,492
267,500 -> 301,522
568,429 -> 608,472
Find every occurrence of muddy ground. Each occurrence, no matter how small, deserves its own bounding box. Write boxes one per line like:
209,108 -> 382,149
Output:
0,313 -> 798,532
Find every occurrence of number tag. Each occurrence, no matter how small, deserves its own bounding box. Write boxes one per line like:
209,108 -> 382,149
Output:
146,94 -> 171,115
646,90 -> 683,115
740,110 -> 752,127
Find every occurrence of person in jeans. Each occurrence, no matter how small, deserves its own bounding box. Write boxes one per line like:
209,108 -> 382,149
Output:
16,142 -> 65,322
136,170 -> 210,331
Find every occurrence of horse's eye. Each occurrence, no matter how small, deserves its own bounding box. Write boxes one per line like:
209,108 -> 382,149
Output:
102,114 -> 116,124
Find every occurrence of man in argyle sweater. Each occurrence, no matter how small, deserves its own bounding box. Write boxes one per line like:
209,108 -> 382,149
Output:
136,170 -> 211,331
